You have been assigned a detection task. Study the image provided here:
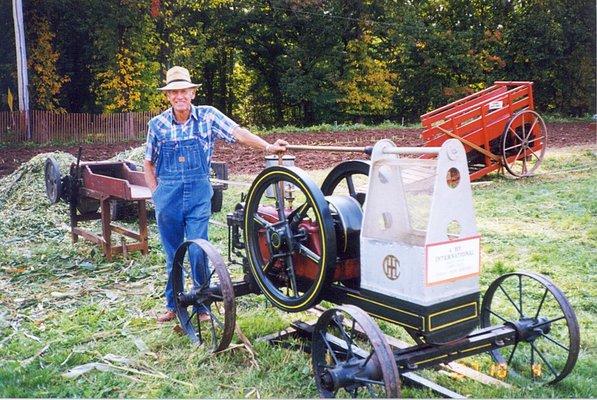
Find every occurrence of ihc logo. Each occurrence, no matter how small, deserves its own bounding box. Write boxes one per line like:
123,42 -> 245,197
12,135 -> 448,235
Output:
383,255 -> 400,280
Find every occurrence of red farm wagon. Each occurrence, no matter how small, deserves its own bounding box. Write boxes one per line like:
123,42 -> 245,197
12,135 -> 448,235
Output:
420,81 -> 547,180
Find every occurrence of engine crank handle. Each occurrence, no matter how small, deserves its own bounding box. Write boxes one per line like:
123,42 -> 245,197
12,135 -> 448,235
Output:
286,144 -> 373,155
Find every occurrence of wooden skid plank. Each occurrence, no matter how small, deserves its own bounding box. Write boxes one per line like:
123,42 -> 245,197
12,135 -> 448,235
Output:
402,372 -> 464,398
256,326 -> 300,343
445,362 -> 512,388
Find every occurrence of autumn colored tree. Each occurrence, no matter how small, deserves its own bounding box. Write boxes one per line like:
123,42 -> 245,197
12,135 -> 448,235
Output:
26,16 -> 70,111
337,31 -> 396,122
91,0 -> 164,112
94,46 -> 164,112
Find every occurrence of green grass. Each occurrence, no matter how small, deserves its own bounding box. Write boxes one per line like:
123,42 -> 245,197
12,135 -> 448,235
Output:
0,146 -> 595,397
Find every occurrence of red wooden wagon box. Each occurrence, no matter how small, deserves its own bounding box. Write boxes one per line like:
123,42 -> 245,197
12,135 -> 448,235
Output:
420,81 -> 547,180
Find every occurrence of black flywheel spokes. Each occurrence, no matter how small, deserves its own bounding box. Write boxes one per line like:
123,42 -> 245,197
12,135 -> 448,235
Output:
171,239 -> 236,352
244,166 -> 336,312
480,272 -> 579,384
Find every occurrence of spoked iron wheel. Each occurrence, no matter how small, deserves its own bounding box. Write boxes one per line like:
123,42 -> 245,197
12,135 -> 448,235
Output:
480,272 -> 580,384
311,305 -> 400,398
501,110 -> 547,177
321,160 -> 370,207
244,166 -> 337,312
44,157 -> 63,204
171,239 -> 236,352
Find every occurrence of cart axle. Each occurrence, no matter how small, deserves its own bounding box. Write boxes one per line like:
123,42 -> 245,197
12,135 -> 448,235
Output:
395,315 -> 553,373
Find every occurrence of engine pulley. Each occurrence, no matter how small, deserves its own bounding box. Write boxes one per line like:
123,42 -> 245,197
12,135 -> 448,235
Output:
326,195 -> 362,260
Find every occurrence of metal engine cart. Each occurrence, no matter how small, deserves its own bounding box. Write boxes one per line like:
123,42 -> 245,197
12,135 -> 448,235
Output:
167,139 -> 579,397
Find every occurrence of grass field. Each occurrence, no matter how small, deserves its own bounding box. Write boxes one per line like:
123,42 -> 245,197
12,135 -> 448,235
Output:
0,146 -> 595,398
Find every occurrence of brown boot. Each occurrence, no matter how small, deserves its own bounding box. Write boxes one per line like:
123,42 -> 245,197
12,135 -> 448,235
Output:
198,312 -> 211,322
157,310 -> 176,323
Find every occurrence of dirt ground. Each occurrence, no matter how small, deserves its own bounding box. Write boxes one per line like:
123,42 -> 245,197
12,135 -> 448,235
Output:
0,122 -> 594,178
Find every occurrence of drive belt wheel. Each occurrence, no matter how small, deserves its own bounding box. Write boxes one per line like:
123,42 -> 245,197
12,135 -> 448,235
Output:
44,157 -> 63,204
243,166 -> 337,312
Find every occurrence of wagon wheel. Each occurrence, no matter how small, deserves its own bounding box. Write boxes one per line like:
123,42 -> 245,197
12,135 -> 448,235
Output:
44,157 -> 63,204
171,239 -> 236,352
312,305 -> 401,398
501,110 -> 547,177
480,272 -> 580,384
244,166 -> 337,312
321,160 -> 370,207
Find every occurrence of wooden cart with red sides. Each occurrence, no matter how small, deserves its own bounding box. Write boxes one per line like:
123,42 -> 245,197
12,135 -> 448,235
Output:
420,81 -> 547,180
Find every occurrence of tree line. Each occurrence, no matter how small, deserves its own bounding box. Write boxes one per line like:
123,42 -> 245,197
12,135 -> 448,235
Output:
0,0 -> 594,127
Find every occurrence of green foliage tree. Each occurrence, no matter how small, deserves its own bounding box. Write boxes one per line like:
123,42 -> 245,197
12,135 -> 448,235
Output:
2,0 -> 593,120
91,0 -> 164,112
499,0 -> 595,116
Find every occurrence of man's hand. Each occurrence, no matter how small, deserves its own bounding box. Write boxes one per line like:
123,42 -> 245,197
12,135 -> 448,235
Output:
143,160 -> 158,192
266,139 -> 289,154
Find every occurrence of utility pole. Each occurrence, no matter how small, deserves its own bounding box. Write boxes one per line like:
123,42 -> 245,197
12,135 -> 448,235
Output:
12,0 -> 31,139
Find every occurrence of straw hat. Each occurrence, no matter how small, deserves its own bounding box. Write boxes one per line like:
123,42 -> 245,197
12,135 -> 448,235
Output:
158,66 -> 200,91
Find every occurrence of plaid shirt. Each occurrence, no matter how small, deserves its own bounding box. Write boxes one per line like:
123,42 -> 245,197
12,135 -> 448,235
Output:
145,105 -> 238,164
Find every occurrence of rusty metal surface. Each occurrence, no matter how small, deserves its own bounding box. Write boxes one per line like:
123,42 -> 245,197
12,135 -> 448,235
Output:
172,239 -> 237,352
311,305 -> 401,397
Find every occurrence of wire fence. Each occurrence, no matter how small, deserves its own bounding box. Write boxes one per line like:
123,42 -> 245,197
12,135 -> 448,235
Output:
0,111 -> 157,144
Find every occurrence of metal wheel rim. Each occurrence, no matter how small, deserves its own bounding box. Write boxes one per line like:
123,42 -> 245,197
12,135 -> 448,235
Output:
321,160 -> 370,207
480,271 -> 580,384
243,166 -> 336,312
172,239 -> 236,352
311,305 -> 400,398
501,110 -> 547,177
44,157 -> 62,204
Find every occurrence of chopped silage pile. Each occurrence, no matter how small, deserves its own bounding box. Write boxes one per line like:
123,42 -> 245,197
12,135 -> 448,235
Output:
0,152 -> 270,396
0,152 -> 75,244
0,152 -> 166,364
111,144 -> 147,165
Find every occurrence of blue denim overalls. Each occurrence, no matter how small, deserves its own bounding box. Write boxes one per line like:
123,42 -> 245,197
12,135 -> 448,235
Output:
152,137 -> 213,312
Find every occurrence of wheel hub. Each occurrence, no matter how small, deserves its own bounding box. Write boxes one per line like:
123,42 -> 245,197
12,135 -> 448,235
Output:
514,316 -> 551,342
176,286 -> 213,308
319,357 -> 380,392
265,221 -> 294,254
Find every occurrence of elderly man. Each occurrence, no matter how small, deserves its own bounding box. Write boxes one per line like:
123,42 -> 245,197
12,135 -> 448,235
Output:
144,66 -> 287,323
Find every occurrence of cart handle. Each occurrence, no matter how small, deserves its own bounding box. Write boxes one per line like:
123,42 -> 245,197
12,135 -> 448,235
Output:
436,126 -> 500,161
